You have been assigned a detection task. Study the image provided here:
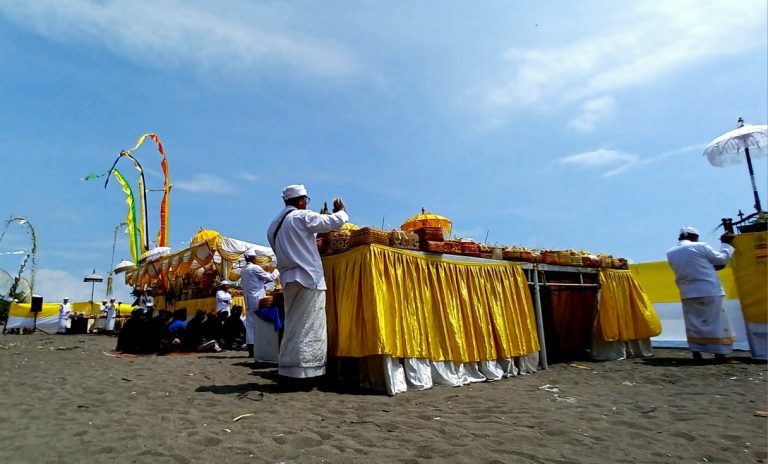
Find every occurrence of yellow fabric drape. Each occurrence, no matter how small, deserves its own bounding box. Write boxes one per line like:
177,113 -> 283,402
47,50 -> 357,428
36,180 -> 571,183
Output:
629,261 -> 738,303
598,269 -> 662,341
323,244 -> 539,363
9,302 -> 133,318
731,231 -> 768,323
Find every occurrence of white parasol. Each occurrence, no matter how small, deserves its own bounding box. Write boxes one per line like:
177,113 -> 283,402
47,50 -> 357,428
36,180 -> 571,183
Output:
704,118 -> 767,212
113,260 -> 136,274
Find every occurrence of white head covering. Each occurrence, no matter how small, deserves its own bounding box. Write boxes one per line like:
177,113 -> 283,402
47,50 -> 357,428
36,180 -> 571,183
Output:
63,297 -> 69,301
244,248 -> 258,259
282,184 -> 308,200
680,226 -> 699,236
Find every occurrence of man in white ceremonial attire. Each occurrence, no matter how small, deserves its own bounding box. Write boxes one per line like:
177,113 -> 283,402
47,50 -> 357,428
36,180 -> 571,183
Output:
105,297 -> 117,333
667,225 -> 736,362
241,248 -> 280,362
267,184 -> 348,390
215,283 -> 233,315
58,297 -> 71,334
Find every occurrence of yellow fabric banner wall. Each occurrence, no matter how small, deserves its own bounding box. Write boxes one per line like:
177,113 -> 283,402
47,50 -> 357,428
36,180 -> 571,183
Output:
9,302 -> 134,318
630,261 -> 738,303
731,231 -> 768,324
598,269 -> 662,341
322,244 -> 539,363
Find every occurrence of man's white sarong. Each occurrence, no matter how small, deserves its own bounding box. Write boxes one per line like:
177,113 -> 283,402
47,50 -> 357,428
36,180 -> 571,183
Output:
253,316 -> 279,364
682,295 -> 735,354
278,282 -> 327,378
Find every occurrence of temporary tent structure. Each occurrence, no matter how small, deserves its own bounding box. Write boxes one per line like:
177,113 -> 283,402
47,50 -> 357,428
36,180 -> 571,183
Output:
124,230 -> 274,289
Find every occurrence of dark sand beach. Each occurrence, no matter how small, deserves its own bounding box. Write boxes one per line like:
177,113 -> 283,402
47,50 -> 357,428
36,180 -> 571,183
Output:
0,333 -> 765,464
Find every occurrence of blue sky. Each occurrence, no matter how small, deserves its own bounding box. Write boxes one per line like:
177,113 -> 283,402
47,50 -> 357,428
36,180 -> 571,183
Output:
1,0 -> 766,304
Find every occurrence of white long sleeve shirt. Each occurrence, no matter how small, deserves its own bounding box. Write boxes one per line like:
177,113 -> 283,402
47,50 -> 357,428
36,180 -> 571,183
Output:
215,290 -> 233,313
267,206 -> 348,290
666,239 -> 735,299
241,263 -> 279,310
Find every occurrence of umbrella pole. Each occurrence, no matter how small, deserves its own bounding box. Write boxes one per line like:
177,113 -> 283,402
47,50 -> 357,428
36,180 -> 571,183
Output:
744,147 -> 763,213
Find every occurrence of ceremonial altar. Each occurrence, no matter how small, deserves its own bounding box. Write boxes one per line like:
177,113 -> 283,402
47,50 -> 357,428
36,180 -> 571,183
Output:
322,244 -> 541,394
321,245 -> 660,394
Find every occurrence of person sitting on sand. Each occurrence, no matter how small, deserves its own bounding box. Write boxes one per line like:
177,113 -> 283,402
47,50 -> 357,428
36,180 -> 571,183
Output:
182,309 -> 206,351
201,311 -> 225,349
148,309 -> 173,354
222,305 -> 246,350
167,309 -> 187,350
116,308 -> 145,353
667,226 -> 736,362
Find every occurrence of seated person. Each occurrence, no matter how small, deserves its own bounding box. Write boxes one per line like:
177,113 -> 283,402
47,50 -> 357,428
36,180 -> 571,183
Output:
167,309 -> 187,351
200,310 -> 225,351
116,308 -> 145,353
148,309 -> 172,354
182,309 -> 206,351
222,305 -> 246,350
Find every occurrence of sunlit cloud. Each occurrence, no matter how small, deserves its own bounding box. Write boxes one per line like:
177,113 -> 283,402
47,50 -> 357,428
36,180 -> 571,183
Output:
567,96 -> 616,133
0,0 -> 356,78
174,173 -> 235,194
476,1 -> 767,123
559,143 -> 707,177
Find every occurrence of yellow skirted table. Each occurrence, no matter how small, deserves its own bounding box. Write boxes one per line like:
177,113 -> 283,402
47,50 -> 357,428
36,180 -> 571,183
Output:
598,269 -> 662,342
322,244 -> 540,363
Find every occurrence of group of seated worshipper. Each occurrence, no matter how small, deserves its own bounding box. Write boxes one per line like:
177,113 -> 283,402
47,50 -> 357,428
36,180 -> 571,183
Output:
116,306 -> 247,354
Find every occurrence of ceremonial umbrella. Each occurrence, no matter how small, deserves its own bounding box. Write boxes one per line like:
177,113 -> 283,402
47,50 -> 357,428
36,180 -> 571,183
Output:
704,118 -> 767,213
401,208 -> 452,235
191,228 -> 221,247
113,260 -> 136,274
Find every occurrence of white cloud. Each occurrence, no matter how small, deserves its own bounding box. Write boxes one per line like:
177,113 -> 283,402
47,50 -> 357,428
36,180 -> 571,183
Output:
174,173 -> 235,194
559,149 -> 638,177
33,269 -> 93,302
477,1 -> 767,116
567,96 -> 616,133
0,0 -> 356,78
33,268 -> 134,303
239,173 -> 260,182
558,142 -> 706,177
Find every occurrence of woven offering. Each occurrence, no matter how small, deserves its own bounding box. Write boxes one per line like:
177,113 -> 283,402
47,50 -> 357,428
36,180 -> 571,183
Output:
541,251 -> 559,265
502,247 -> 521,260
478,243 -> 493,259
389,230 -> 419,250
323,230 -> 351,254
414,226 -> 445,243
350,227 -> 390,248
557,250 -> 572,266
420,240 -> 447,253
460,241 -> 480,257
258,295 -> 274,308
442,240 -> 463,255
316,236 -> 328,255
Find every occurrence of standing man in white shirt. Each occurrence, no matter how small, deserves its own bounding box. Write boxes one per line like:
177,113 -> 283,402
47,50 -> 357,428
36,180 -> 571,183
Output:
241,248 -> 280,362
666,226 -> 736,362
215,283 -> 233,315
58,297 -> 71,334
105,297 -> 117,333
267,184 -> 348,389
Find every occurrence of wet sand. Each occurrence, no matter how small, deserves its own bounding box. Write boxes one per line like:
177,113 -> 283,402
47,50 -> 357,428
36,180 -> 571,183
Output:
0,333 -> 765,464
